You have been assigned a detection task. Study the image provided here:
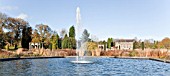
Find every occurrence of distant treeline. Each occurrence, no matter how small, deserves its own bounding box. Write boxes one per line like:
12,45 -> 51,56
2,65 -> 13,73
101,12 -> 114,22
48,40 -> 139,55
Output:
1,12 -> 170,50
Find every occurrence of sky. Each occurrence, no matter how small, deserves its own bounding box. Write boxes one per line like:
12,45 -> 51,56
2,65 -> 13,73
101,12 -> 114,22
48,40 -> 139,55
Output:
0,0 -> 170,41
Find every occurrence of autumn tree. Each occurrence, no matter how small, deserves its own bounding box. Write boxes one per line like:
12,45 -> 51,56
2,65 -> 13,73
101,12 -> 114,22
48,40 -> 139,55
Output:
0,13 -> 14,49
0,12 -> 7,48
5,18 -> 29,49
44,32 -> 52,48
1,14 -> 31,49
158,42 -> 164,49
36,24 -> 52,48
158,37 -> 170,49
32,29 -> 40,44
0,12 -> 7,35
87,42 -> 98,56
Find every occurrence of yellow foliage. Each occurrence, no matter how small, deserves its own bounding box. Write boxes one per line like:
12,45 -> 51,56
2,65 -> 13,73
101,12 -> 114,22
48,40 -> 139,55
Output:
87,42 -> 98,52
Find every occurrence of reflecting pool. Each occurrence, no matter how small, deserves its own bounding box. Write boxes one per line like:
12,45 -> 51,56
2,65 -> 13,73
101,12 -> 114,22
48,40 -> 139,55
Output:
0,58 -> 170,76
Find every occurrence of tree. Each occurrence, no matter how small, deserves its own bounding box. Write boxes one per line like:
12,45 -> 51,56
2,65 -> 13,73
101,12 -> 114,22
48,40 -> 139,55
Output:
1,31 -> 13,49
62,34 -> 69,49
36,24 -> 52,48
0,26 -> 4,48
32,29 -> 40,43
68,25 -> 76,49
0,27 -> 3,36
159,37 -> 170,49
107,38 -> 113,49
56,34 -> 59,49
21,26 -> 32,49
0,14 -> 16,49
133,41 -> 137,50
0,13 -> 7,33
44,32 -> 52,48
144,39 -> 155,49
81,29 -> 90,43
153,41 -> 158,49
0,13 -> 5,48
141,42 -> 144,50
68,37 -> 76,49
133,40 -> 141,50
0,13 -> 7,40
87,42 -> 98,56
103,40 -> 107,50
5,18 -> 29,49
50,32 -> 59,50
69,25 -> 75,38
58,38 -> 62,49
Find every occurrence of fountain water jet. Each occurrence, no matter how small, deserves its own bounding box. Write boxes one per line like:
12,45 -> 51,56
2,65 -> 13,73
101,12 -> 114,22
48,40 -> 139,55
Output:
70,7 -> 93,64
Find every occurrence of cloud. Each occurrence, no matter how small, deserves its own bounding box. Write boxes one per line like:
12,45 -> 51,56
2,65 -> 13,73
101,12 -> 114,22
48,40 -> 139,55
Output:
17,13 -> 28,19
0,6 -> 18,11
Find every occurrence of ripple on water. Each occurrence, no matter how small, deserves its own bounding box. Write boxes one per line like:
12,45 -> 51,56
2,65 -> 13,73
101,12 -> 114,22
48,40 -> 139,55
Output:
0,58 -> 170,76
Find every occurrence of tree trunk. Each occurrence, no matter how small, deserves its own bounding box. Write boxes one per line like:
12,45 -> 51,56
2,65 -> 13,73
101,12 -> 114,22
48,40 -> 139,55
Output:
14,44 -> 18,50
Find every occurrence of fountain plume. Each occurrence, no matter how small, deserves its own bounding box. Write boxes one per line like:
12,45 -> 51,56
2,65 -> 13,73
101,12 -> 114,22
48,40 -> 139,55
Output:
71,7 -> 93,63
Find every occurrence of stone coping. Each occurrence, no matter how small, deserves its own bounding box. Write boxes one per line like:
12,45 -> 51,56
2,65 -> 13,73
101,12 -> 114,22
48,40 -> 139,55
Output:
0,56 -> 64,61
149,58 -> 170,63
0,56 -> 170,63
66,56 -> 170,63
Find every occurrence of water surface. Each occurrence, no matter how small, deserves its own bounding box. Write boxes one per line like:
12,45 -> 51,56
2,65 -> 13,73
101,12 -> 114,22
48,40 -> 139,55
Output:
0,58 -> 170,76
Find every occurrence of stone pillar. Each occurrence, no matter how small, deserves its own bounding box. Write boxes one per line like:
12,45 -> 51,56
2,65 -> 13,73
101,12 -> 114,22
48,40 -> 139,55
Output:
96,49 -> 101,56
91,51 -> 95,56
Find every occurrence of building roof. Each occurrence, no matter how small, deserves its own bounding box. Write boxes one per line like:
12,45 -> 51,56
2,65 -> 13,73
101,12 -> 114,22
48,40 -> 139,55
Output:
115,39 -> 135,42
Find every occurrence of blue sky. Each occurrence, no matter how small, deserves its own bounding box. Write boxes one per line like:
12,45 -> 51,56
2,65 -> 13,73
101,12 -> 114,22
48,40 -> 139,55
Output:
0,0 -> 170,41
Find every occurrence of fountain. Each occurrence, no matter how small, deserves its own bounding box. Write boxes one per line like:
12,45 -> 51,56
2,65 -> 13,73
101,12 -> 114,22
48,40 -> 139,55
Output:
70,7 -> 93,64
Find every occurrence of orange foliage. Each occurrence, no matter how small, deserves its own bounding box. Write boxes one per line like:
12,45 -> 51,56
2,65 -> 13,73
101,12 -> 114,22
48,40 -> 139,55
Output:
158,37 -> 170,49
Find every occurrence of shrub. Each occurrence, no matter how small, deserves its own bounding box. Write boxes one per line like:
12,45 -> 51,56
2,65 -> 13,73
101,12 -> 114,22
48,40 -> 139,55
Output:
129,50 -> 138,57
